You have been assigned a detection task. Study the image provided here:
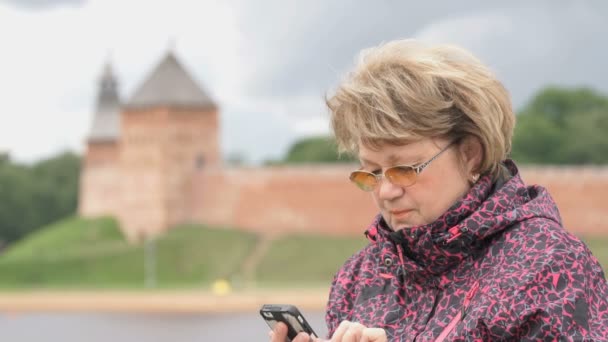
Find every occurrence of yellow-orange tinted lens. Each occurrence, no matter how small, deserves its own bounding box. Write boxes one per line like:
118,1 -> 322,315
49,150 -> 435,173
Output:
385,166 -> 417,187
349,171 -> 377,191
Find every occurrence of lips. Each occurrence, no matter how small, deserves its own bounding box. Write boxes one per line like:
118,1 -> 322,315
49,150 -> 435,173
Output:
390,209 -> 413,217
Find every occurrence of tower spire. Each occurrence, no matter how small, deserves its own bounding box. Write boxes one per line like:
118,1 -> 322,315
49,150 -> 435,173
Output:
88,57 -> 121,142
126,50 -> 216,109
167,36 -> 177,53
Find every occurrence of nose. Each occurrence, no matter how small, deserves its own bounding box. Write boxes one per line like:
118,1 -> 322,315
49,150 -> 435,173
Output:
375,175 -> 403,201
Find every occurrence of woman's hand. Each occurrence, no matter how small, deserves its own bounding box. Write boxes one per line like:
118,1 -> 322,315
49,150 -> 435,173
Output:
269,321 -> 387,342
328,320 -> 387,342
269,322 -> 313,342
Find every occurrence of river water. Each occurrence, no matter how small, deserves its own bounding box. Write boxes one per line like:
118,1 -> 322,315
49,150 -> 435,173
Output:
0,311 -> 328,341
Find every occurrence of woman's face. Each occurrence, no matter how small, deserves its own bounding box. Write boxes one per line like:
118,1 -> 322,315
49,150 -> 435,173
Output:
358,137 -> 473,230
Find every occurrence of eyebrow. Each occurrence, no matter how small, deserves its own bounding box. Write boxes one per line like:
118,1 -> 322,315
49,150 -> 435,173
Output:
360,153 -> 423,167
387,154 -> 403,165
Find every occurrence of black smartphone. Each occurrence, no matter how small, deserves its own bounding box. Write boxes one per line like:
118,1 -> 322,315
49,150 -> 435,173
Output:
260,304 -> 318,341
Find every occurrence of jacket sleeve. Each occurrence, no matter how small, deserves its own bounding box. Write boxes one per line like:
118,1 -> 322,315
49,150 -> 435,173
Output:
325,250 -> 365,338
500,244 -> 608,340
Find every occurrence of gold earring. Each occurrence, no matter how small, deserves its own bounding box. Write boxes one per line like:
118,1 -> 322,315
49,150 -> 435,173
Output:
469,173 -> 480,184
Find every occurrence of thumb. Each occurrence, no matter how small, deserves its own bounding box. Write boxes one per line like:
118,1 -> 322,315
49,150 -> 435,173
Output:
361,328 -> 387,342
270,322 -> 288,342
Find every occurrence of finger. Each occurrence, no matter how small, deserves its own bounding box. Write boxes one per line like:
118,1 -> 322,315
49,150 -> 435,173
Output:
342,327 -> 362,342
330,320 -> 351,341
342,322 -> 365,342
360,328 -> 387,342
293,332 -> 312,342
271,322 -> 288,342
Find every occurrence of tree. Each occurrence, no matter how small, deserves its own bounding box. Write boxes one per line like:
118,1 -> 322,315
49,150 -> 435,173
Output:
511,87 -> 608,164
283,136 -> 356,164
0,151 -> 81,246
0,152 -> 9,164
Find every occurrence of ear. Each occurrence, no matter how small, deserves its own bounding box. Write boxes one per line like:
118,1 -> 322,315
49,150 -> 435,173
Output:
458,136 -> 483,175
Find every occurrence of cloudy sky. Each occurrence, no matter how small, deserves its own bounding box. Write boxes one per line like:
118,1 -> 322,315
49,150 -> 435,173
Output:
1,0 -> 607,164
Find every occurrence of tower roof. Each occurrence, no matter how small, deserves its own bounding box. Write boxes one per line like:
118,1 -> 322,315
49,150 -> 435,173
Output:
88,62 -> 121,142
126,52 -> 216,109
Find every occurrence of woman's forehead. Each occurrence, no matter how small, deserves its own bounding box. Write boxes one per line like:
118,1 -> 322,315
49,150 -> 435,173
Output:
358,140 -> 428,164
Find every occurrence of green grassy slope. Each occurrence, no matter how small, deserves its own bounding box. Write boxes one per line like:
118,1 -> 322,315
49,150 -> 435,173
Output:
255,234 -> 367,286
0,217 -> 258,289
1,217 -> 606,290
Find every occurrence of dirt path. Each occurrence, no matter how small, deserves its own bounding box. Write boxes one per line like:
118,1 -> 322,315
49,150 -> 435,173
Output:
0,288 -> 328,313
240,234 -> 278,284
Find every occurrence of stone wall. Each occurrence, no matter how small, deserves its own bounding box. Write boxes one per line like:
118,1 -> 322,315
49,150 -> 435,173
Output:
80,107 -> 220,242
118,108 -> 168,241
78,141 -> 122,219
192,165 -> 376,236
163,107 -> 219,229
519,166 -> 608,236
191,164 -> 608,237
81,155 -> 608,239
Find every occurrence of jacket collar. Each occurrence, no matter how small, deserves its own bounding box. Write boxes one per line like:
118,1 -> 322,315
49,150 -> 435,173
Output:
364,160 -> 561,276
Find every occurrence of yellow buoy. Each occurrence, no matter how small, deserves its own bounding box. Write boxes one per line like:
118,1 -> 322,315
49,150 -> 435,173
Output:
212,279 -> 232,296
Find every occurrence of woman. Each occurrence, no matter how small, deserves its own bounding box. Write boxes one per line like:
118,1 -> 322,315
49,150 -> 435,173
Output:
271,39 -> 608,341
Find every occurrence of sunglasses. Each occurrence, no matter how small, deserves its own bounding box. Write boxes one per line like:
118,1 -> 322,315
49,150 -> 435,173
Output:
349,141 -> 455,192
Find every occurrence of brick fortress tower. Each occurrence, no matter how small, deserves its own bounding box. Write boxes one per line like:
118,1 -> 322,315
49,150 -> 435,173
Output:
79,52 -> 219,241
79,62 -> 122,221
79,51 -> 608,239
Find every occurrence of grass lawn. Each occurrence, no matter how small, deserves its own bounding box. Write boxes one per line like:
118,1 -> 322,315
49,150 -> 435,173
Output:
255,234 -> 367,287
582,237 -> 608,273
255,235 -> 608,287
1,216 -> 606,290
0,217 -> 258,289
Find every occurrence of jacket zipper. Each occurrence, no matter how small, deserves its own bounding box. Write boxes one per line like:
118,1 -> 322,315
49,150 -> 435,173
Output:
445,226 -> 462,244
434,281 -> 480,342
396,244 -> 407,278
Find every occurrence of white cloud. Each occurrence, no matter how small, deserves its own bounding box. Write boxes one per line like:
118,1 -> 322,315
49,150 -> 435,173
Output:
1,1 -> 607,163
412,4 -> 608,108
0,0 -> 243,162
220,93 -> 330,163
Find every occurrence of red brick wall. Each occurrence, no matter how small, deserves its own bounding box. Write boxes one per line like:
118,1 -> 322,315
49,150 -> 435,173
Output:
79,141 -> 121,219
80,112 -> 608,240
192,165 -> 376,236
191,165 -> 608,237
164,107 -> 219,228
83,141 -> 119,166
118,108 -> 168,241
520,166 -> 608,236
110,106 -> 219,241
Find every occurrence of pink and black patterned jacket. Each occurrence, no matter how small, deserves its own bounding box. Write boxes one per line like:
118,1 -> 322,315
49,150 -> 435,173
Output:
326,161 -> 608,341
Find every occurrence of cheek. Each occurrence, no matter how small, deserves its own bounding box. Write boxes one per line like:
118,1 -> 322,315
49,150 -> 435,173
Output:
419,195 -> 444,220
371,192 -> 384,210
415,171 -> 466,217
431,181 -> 468,213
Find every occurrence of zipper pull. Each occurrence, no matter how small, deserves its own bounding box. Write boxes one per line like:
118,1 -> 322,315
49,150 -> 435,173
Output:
461,281 -> 480,318
436,281 -> 480,342
396,244 -> 407,277
466,281 -> 480,300
445,227 -> 463,244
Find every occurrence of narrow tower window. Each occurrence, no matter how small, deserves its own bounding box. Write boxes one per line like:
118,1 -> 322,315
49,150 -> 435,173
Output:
195,154 -> 205,169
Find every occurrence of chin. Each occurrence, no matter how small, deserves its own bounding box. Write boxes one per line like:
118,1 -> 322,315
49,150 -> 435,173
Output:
383,214 -> 419,230
391,217 -> 428,230
390,220 -> 413,230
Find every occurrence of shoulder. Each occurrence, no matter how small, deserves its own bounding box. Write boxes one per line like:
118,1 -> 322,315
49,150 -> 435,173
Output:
325,242 -> 377,334
484,217 -> 605,288
331,242 -> 377,288
477,218 -> 608,338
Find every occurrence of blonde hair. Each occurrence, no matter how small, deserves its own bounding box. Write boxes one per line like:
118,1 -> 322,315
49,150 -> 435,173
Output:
327,39 -> 515,180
